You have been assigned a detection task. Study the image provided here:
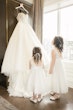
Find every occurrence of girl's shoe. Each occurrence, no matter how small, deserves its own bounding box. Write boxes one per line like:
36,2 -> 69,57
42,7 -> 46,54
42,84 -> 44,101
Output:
50,94 -> 60,101
30,97 -> 37,103
37,97 -> 43,102
50,91 -> 56,96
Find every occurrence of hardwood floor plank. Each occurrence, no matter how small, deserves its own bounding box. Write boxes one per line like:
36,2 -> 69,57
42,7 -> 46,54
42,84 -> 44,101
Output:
0,86 -> 73,110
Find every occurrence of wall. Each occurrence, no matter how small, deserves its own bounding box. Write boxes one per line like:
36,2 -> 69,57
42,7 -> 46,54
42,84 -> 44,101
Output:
0,0 -> 6,69
44,0 -> 64,6
0,0 -> 7,88
63,61 -> 73,88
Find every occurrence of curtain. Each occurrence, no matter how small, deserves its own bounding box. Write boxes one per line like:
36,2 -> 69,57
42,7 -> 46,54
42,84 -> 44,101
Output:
33,0 -> 44,42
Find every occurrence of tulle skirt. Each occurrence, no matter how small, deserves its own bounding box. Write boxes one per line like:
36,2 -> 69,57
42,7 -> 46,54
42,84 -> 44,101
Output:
26,67 -> 50,97
48,60 -> 68,94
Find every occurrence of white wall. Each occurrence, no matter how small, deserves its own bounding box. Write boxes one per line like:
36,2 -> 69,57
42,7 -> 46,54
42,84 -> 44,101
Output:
63,61 -> 73,88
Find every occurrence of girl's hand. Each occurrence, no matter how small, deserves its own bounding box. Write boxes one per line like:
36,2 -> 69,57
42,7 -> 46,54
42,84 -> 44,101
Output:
49,69 -> 53,74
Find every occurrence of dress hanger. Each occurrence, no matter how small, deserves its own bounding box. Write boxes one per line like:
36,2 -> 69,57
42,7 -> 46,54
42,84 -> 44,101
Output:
15,3 -> 29,14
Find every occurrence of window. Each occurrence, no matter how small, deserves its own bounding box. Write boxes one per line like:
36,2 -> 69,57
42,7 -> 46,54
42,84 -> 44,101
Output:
60,6 -> 73,60
43,5 -> 73,60
43,10 -> 57,54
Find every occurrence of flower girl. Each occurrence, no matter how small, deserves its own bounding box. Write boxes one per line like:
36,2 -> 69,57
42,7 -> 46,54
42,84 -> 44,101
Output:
26,47 -> 49,103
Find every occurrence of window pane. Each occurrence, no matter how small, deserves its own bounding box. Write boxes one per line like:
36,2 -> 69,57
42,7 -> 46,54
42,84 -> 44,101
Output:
60,6 -> 73,60
43,6 -> 73,60
43,11 -> 57,54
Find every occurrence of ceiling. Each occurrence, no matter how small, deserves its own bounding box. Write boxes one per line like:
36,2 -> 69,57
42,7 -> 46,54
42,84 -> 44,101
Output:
15,0 -> 73,8
44,0 -> 63,6
15,0 -> 64,5
23,0 -> 65,5
44,0 -> 73,12
24,0 -> 60,5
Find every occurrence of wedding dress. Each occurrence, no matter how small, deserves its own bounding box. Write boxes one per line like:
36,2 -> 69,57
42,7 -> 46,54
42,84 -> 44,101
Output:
1,12 -> 50,97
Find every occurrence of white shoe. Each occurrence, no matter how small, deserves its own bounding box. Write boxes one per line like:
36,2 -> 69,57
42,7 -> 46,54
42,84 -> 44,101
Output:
50,92 -> 56,96
50,95 -> 60,101
37,97 -> 43,102
30,97 -> 37,103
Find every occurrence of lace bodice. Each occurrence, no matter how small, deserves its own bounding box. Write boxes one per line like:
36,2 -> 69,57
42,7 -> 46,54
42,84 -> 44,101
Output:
17,12 -> 28,22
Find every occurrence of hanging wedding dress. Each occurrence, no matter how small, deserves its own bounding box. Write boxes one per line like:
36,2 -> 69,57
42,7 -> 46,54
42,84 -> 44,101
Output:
1,12 -> 50,97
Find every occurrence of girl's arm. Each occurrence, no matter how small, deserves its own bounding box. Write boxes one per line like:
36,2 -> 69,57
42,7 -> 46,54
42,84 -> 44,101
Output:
49,49 -> 56,74
29,60 -> 31,69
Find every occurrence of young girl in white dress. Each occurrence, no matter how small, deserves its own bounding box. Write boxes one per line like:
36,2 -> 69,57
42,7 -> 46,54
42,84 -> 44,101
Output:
26,47 -> 49,103
49,36 -> 68,101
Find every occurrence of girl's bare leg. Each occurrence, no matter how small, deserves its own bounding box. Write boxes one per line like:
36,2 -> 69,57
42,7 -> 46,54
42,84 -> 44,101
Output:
30,93 -> 38,103
37,94 -> 43,102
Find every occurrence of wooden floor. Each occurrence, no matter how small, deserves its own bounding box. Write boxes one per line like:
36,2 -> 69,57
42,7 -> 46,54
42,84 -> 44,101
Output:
0,86 -> 73,110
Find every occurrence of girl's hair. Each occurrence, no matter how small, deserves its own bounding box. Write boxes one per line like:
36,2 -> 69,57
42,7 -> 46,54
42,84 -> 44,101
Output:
32,47 -> 42,64
53,36 -> 64,52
